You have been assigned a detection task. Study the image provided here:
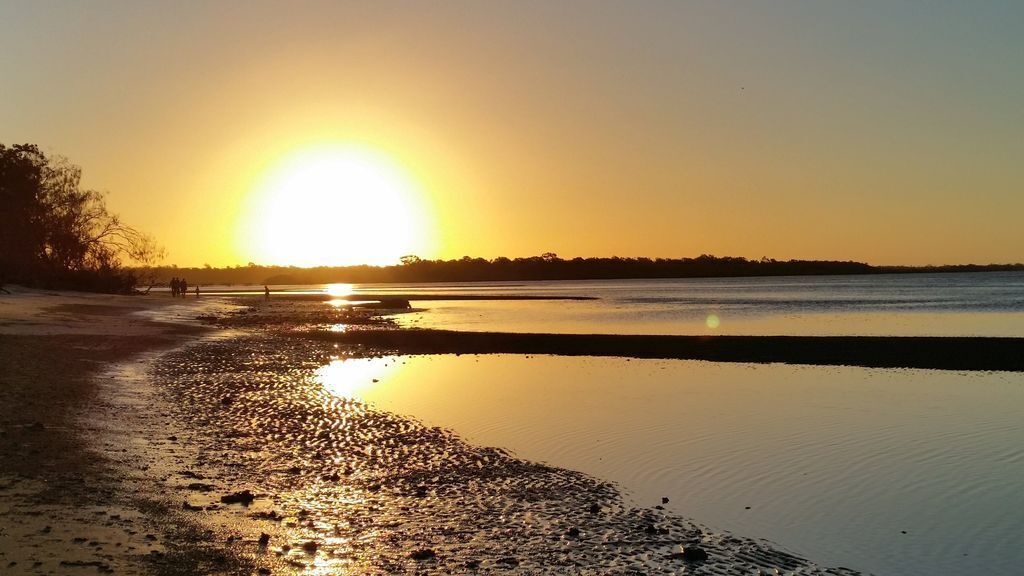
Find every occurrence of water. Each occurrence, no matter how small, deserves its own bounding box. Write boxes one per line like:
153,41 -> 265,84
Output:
306,271 -> 1024,574
193,271 -> 1024,573
316,353 -> 1024,576
354,271 -> 1024,336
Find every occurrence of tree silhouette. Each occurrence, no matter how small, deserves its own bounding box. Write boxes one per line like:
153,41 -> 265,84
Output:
0,143 -> 163,291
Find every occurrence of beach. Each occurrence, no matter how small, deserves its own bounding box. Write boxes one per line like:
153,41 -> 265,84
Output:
0,288 -> 870,575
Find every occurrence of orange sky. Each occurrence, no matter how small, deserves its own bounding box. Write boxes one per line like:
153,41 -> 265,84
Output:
2,2 -> 1022,266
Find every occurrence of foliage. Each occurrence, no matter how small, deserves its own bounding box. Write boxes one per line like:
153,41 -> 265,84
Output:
0,143 -> 163,292
141,254 -> 1024,287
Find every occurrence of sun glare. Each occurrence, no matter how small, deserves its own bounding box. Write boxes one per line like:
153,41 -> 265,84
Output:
242,146 -> 433,267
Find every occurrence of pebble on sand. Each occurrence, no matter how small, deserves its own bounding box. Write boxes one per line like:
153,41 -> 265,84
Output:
410,549 -> 437,561
220,490 -> 256,505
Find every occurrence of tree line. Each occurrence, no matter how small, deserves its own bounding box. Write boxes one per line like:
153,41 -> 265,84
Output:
140,254 -> 1024,287
0,144 -> 161,292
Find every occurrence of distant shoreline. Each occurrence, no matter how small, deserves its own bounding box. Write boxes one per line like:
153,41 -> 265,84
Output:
136,257 -> 1024,288
321,329 -> 1024,372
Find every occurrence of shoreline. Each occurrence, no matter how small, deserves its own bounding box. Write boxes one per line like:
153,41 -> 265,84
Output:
1,290 -> 869,574
319,329 -> 1024,372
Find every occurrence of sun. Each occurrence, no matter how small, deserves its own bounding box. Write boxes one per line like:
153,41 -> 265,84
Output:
240,145 -> 434,267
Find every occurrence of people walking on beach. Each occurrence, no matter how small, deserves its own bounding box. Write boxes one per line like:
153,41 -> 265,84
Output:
170,277 -> 179,297
264,285 -> 270,300
180,278 -> 188,297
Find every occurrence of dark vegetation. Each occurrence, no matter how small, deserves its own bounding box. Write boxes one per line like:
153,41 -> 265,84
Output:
0,144 -> 161,292
144,253 -> 1024,286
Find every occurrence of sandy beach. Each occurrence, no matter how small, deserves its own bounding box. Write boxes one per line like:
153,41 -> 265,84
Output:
2,289 -> 871,574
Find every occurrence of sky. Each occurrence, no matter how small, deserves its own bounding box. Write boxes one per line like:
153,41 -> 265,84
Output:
2,1 -> 1022,267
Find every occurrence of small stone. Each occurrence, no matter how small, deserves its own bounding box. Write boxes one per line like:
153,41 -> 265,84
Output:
409,549 -> 436,561
588,503 -> 600,514
661,497 -> 670,504
567,527 -> 580,538
220,490 -> 255,505
672,546 -> 708,562
302,541 -> 318,554
258,533 -> 271,547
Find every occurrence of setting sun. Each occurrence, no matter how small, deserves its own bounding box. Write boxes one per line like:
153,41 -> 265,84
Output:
240,146 -> 433,267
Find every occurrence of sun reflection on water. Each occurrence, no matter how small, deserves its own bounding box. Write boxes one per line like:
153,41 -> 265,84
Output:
316,357 -> 396,400
325,283 -> 354,297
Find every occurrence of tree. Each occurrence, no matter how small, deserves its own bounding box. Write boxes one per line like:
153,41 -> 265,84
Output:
0,143 -> 163,291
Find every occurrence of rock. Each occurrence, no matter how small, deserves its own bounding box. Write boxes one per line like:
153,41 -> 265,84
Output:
671,546 -> 709,562
662,497 -> 670,504
258,533 -> 271,547
182,501 -> 204,511
257,569 -> 271,575
186,482 -> 215,492
302,541 -> 318,554
220,396 -> 233,406
588,503 -> 601,514
567,527 -> 580,538
409,549 -> 436,561
644,524 -> 659,535
497,557 -> 519,566
220,490 -> 255,505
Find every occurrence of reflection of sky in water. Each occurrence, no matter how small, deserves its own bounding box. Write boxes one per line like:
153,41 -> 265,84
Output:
356,272 -> 1024,336
328,353 -> 1024,576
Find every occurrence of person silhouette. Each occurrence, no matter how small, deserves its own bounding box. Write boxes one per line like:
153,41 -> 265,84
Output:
170,277 -> 179,297
180,278 -> 188,297
195,284 -> 200,297
264,285 -> 270,300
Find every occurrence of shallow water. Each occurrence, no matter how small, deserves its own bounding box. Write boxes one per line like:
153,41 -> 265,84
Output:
317,353 -> 1024,576
383,272 -> 1024,336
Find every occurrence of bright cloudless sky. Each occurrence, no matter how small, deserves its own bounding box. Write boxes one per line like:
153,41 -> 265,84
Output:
2,1 -> 1022,266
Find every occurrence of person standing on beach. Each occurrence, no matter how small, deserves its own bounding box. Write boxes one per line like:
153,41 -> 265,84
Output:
195,284 -> 200,297
264,285 -> 270,300
170,277 -> 178,297
180,278 -> 188,297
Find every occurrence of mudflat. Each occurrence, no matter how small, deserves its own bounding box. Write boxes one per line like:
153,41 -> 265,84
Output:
1,290 -> 865,575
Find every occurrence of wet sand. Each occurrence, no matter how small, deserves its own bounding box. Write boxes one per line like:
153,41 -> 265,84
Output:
2,291 -> 865,574
323,328 -> 1024,371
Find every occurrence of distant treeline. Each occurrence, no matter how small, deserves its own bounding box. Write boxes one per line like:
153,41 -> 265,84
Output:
140,254 -> 1024,286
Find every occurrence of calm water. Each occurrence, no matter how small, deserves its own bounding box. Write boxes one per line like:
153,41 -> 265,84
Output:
315,354 -> 1024,576
310,272 -> 1024,574
347,272 -> 1024,336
